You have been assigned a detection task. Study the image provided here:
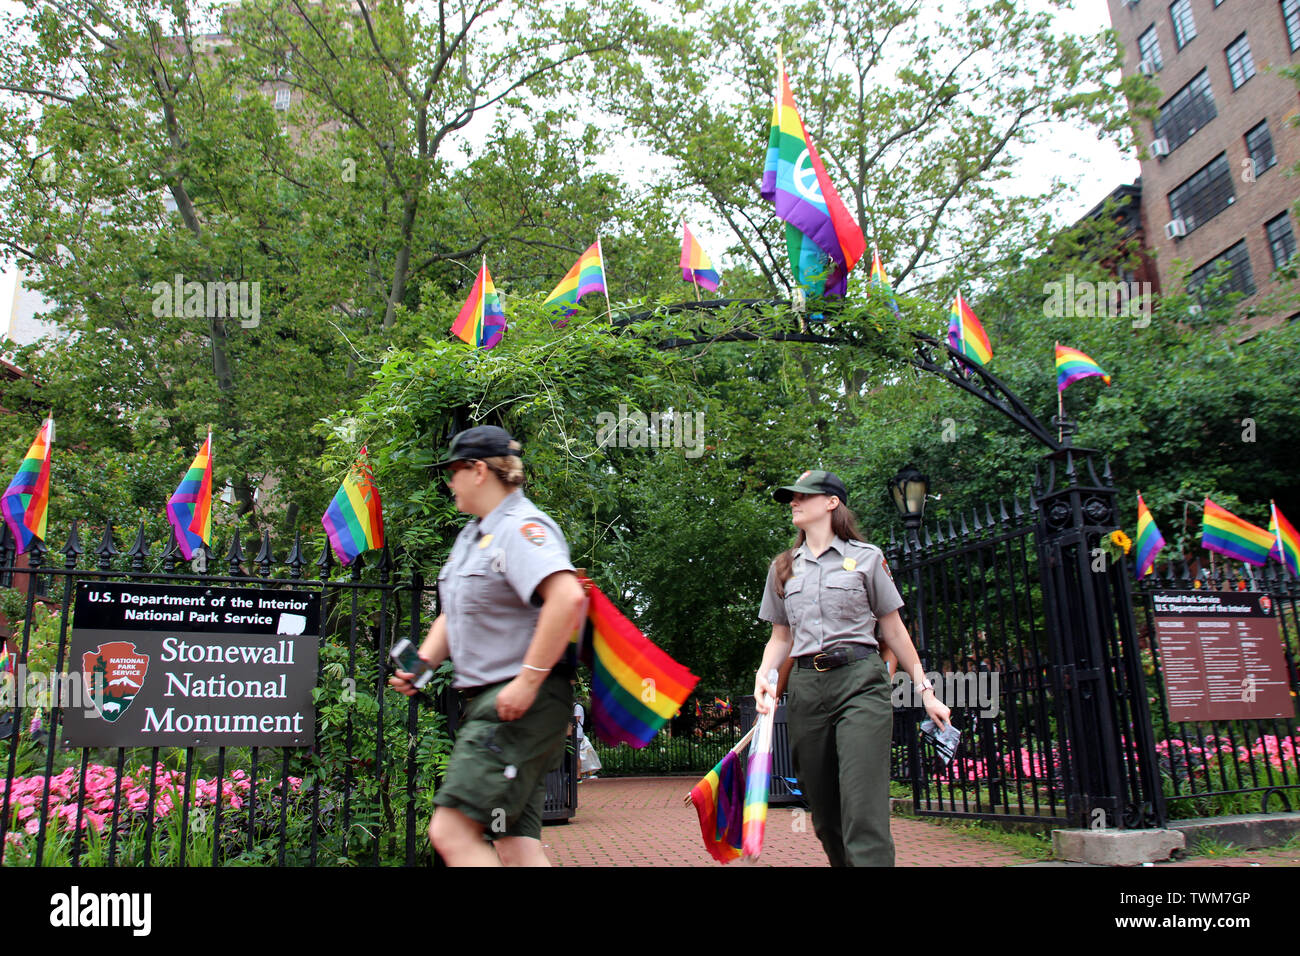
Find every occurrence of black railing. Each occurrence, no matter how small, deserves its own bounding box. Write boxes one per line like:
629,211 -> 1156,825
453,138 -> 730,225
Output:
0,521 -> 446,867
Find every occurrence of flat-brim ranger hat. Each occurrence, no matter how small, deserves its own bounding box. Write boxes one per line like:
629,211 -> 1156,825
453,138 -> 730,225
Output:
433,425 -> 522,467
773,469 -> 850,506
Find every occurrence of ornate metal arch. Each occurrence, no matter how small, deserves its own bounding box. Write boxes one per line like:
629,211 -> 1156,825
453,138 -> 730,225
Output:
617,298 -> 1063,452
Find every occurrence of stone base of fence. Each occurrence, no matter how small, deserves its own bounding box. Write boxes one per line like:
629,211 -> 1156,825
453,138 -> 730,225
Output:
1052,827 -> 1185,865
1167,811 -> 1300,852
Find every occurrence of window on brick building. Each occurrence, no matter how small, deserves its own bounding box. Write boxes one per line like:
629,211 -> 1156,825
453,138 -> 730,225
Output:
1154,71 -> 1216,152
1139,26 -> 1163,71
1245,121 -> 1277,178
1225,34 -> 1255,89
1170,0 -> 1196,49
1285,0 -> 1300,53
1188,241 -> 1256,303
1267,214 -> 1297,270
1168,154 -> 1235,232
274,88 -> 291,111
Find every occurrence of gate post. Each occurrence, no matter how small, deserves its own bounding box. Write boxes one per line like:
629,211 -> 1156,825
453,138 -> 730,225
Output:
1033,446 -> 1165,829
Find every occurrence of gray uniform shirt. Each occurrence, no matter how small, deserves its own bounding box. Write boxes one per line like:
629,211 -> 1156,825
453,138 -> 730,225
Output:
758,536 -> 904,658
438,490 -> 576,689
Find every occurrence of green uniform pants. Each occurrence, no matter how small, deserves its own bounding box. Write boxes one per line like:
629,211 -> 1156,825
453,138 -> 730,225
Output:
787,653 -> 895,867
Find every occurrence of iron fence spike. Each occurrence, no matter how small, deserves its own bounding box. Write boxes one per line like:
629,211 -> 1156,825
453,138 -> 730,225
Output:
286,532 -> 305,578
128,521 -> 149,570
255,530 -> 274,577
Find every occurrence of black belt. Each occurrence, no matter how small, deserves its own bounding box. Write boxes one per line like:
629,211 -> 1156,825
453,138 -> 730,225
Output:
796,644 -> 878,672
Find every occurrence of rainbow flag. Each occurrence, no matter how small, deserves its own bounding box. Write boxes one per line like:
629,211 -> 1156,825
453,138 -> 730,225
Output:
869,247 -> 900,316
543,242 -> 606,324
0,643 -> 12,677
947,292 -> 992,367
1202,498 -> 1273,567
1056,344 -> 1111,392
1135,494 -> 1166,579
742,679 -> 777,859
167,434 -> 213,561
688,749 -> 746,864
761,66 -> 865,298
579,578 -> 699,748
1,417 -> 53,556
451,260 -> 506,350
1269,502 -> 1300,577
321,446 -> 385,565
680,224 -> 720,292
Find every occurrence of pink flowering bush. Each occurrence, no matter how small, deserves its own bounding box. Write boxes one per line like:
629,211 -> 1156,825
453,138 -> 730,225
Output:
3,763 -> 304,847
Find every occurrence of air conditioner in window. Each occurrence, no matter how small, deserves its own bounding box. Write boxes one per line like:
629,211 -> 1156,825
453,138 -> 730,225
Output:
1165,218 -> 1188,240
1150,137 -> 1170,158
1139,58 -> 1157,76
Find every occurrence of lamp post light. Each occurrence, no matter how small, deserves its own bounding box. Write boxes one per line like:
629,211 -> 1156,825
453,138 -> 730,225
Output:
888,465 -> 929,541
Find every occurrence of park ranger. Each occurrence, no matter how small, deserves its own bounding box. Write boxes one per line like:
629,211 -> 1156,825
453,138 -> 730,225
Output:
754,469 -> 951,866
389,425 -> 585,867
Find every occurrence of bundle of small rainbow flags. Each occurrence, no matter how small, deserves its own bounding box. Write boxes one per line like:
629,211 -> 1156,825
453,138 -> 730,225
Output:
1129,493 -> 1300,579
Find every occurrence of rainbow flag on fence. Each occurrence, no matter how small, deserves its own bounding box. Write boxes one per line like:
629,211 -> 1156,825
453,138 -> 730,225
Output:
869,247 -> 901,316
1202,498 -> 1273,567
688,749 -> 746,863
543,242 -> 606,324
761,64 -> 865,298
1269,502 -> 1300,577
578,577 -> 699,748
0,643 -> 12,678
1,417 -> 53,556
1135,493 -> 1166,579
451,259 -> 506,350
680,224 -> 720,292
1056,344 -> 1110,392
321,446 -> 385,565
167,433 -> 213,561
947,292 -> 992,367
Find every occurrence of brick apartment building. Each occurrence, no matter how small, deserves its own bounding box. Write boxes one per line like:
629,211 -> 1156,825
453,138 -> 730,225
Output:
1107,0 -> 1300,327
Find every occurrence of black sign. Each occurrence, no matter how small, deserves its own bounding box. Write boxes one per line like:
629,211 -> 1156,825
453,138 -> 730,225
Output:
62,582 -> 319,747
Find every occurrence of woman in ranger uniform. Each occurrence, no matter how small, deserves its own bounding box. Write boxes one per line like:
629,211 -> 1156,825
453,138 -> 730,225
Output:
754,469 -> 950,867
389,425 -> 585,867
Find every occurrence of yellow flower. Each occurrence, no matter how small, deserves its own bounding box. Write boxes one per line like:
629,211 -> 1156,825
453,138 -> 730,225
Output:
1110,530 -> 1133,555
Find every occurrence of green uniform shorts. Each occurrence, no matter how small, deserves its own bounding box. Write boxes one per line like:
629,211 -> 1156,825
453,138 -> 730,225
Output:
433,673 -> 573,841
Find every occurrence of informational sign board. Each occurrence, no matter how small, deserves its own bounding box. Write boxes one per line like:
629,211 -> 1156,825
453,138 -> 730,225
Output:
1150,590 -> 1294,723
62,582 -> 319,747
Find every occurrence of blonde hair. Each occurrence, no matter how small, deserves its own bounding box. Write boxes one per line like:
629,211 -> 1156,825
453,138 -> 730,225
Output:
481,454 -> 524,488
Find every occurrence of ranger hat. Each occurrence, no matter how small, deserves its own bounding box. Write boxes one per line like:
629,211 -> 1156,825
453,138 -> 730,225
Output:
433,425 -> 522,467
773,469 -> 850,506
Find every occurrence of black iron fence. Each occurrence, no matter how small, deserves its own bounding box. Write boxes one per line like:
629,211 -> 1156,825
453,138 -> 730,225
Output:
0,521 -> 448,867
1135,563 -> 1300,818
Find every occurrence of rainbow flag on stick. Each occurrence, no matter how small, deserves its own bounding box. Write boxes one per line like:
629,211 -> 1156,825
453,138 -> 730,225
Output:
1056,344 -> 1111,392
947,292 -> 992,368
1202,498 -> 1273,567
578,577 -> 699,748
761,56 -> 865,298
451,258 -> 506,350
742,669 -> 778,860
2,417 -> 53,555
321,446 -> 385,565
1135,493 -> 1166,579
686,731 -> 754,864
167,433 -> 213,561
680,223 -> 720,293
543,242 -> 606,325
869,247 -> 901,316
1269,501 -> 1300,577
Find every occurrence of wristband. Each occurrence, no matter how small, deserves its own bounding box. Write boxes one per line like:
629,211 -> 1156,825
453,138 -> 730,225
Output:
521,664 -> 551,673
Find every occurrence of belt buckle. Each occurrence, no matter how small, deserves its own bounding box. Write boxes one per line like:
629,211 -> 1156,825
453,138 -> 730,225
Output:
813,653 -> 832,672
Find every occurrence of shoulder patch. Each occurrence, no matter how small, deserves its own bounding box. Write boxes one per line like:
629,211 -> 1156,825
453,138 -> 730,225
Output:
882,557 -> 894,579
519,522 -> 548,546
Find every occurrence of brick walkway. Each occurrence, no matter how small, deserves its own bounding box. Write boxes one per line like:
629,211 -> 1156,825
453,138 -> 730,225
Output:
540,776 -> 1300,867
540,776 -> 1035,866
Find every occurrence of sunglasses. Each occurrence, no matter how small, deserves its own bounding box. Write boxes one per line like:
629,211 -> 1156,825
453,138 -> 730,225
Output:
443,459 -> 480,483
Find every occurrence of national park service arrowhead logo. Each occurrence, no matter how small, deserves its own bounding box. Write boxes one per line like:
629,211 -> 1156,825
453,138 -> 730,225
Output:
82,642 -> 149,722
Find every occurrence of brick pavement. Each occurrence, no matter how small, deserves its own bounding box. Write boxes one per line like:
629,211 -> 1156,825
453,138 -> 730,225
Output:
540,776 -> 1300,867
540,776 -> 1036,867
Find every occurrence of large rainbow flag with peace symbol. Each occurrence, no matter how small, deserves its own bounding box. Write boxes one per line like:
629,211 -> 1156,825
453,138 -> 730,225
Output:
761,61 -> 865,298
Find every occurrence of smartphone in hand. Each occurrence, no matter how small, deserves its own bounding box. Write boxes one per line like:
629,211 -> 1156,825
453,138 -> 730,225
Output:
389,639 -> 434,689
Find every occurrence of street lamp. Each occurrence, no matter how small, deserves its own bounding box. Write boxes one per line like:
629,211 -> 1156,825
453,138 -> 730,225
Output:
888,465 -> 929,534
